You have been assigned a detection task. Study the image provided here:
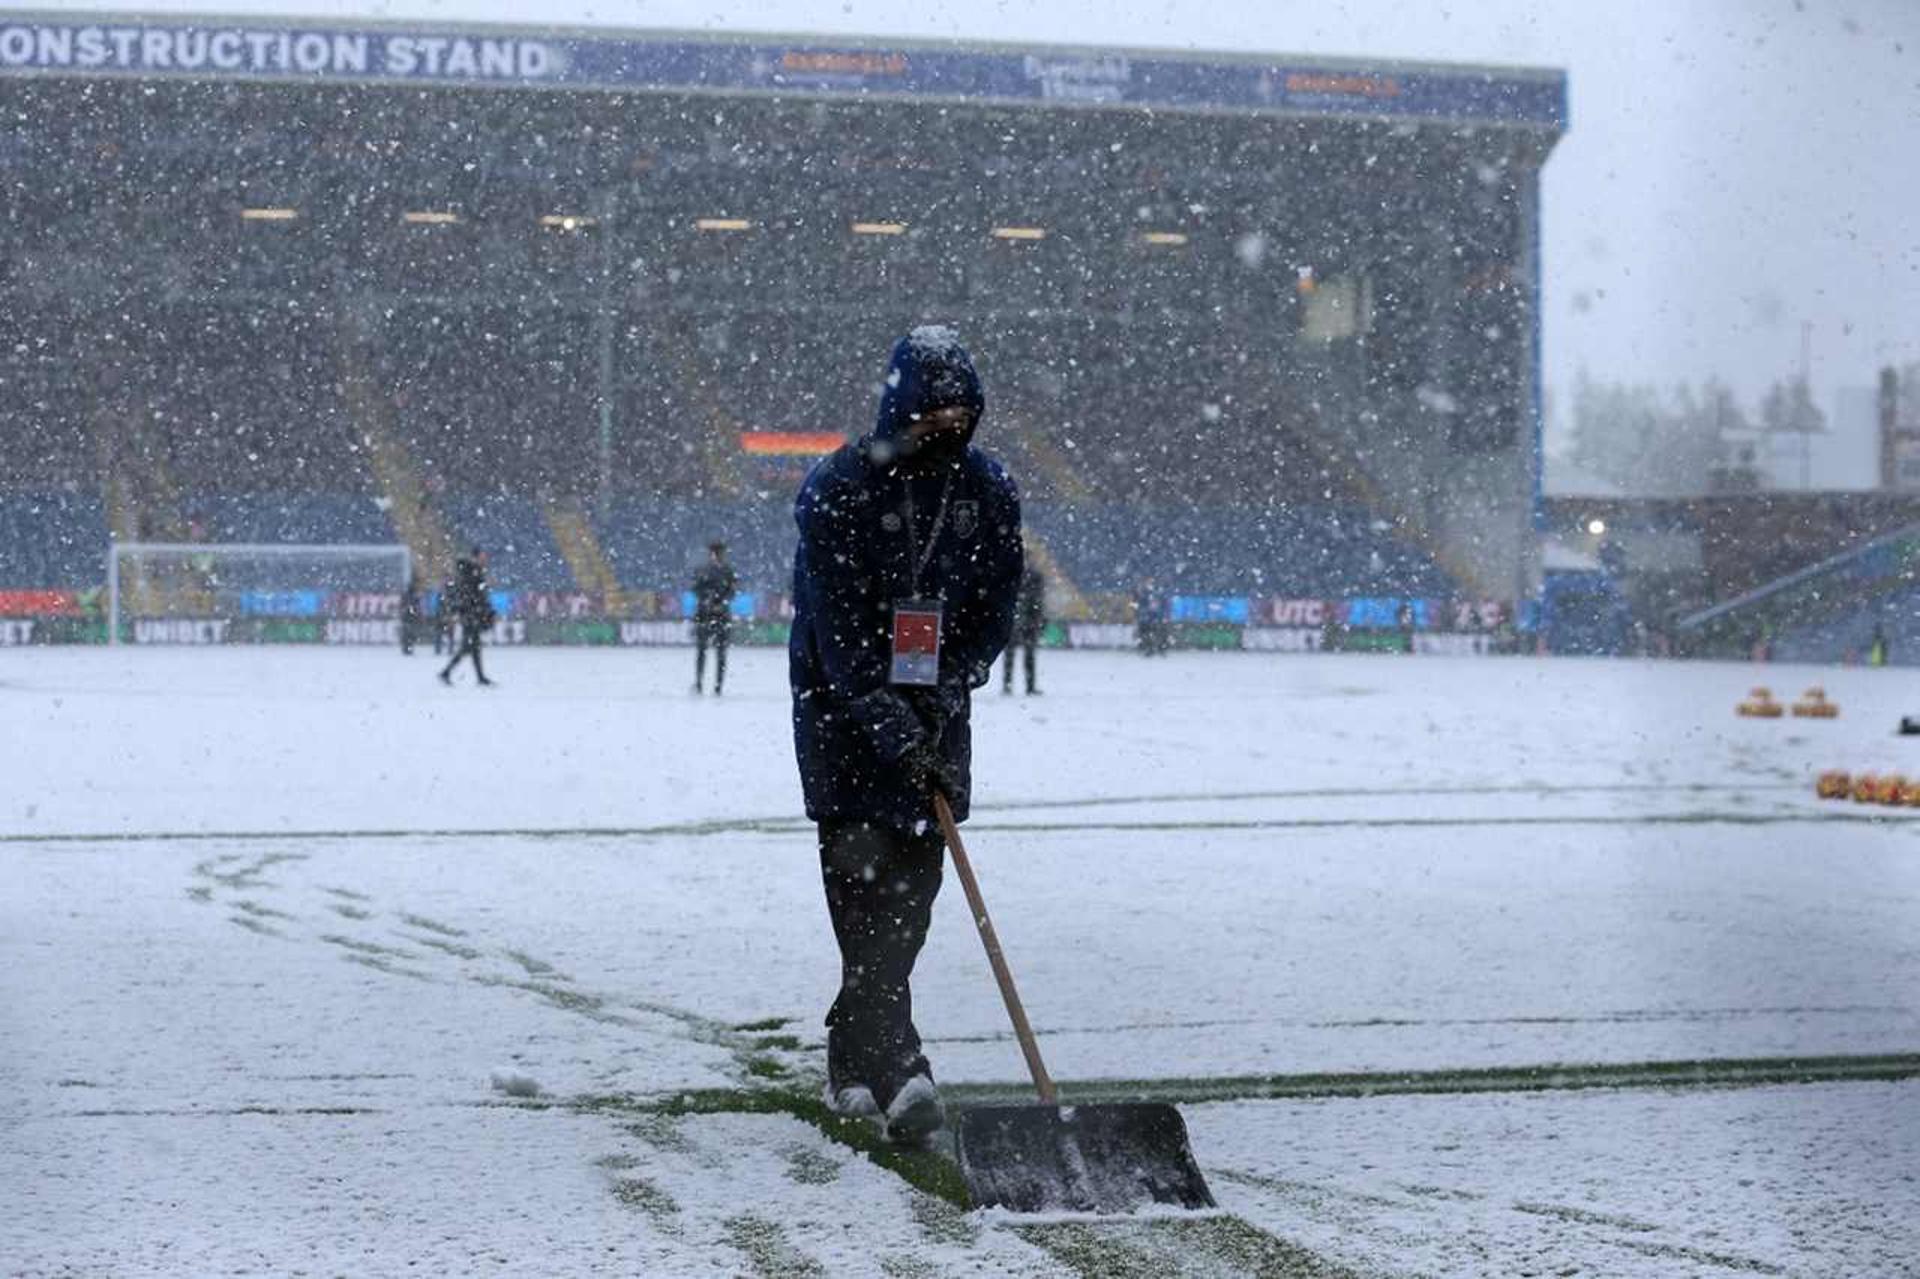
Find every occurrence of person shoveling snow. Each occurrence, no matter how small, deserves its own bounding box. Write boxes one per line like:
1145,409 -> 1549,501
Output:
788,326 -> 1021,1144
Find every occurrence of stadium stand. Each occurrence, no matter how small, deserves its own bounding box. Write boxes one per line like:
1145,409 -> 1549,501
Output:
191,494 -> 395,546
0,491 -> 107,589
595,496 -> 792,600
437,492 -> 572,592
1543,493 -> 1920,659
1028,505 -> 1452,598
1679,519 -> 1920,663
1773,582 -> 1920,666
0,18 -> 1564,617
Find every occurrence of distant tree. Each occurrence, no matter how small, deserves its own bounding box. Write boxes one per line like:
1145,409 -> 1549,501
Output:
1758,375 -> 1824,490
1899,363 -> 1920,431
1570,372 -> 1661,494
1569,372 -> 1738,497
1542,386 -> 1566,460
1667,380 -> 1744,496
1759,376 -> 1825,438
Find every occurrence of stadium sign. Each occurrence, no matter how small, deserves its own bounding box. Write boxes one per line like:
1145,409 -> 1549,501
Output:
332,592 -> 403,618
1257,598 -> 1330,627
1240,626 -> 1324,653
1022,54 -> 1130,104
621,620 -> 693,646
0,589 -> 84,617
514,592 -> 598,619
0,21 -> 558,81
482,619 -> 529,645
1065,623 -> 1137,650
1414,632 -> 1494,656
0,618 -> 34,645
0,15 -> 1565,128
132,618 -> 231,644
325,618 -> 400,645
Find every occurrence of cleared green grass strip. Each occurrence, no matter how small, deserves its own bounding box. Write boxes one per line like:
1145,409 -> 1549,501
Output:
939,1051 -> 1920,1107
573,1085 -> 1354,1277
0,816 -> 805,846
572,1085 -> 972,1208
968,812 -> 1915,834
984,780 -> 1805,813
11,810 -> 1903,847
0,780 -> 1838,845
557,1052 -> 1918,1214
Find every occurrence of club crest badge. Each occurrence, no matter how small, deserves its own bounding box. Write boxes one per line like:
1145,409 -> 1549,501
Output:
881,512 -> 903,533
953,500 -> 979,539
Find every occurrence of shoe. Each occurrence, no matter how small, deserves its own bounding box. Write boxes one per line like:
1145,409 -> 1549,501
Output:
691,682 -> 703,695
1002,685 -> 1013,695
822,1080 -> 881,1121
882,1074 -> 943,1144
438,670 -> 452,685
478,677 -> 496,687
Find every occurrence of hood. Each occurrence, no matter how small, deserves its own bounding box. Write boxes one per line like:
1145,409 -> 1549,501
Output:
872,325 -> 985,447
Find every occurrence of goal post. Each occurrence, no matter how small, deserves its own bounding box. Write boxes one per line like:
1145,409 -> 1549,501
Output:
107,541 -> 413,645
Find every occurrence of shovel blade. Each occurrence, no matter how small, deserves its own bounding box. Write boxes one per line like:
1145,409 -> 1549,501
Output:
954,1102 -> 1214,1214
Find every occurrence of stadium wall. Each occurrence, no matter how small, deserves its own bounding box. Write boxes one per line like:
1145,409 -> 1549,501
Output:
0,589 -> 1516,652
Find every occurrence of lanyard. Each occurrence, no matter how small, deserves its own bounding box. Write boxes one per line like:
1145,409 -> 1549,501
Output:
901,471 -> 956,597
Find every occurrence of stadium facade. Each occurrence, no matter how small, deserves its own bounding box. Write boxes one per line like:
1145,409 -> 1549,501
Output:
0,10 -> 1566,644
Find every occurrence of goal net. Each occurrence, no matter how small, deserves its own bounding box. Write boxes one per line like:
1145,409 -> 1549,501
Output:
107,542 -> 413,645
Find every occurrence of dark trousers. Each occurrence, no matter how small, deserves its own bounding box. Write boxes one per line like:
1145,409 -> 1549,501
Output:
440,626 -> 486,681
694,619 -> 729,691
1002,637 -> 1038,692
818,820 -> 945,1108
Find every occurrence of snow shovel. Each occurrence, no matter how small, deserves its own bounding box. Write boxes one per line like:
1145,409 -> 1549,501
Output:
932,792 -> 1214,1214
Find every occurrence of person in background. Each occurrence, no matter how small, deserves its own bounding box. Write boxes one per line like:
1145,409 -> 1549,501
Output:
691,541 -> 738,695
1002,563 -> 1046,694
438,547 -> 496,687
1134,577 -> 1169,656
399,572 -> 422,656
433,574 -> 456,655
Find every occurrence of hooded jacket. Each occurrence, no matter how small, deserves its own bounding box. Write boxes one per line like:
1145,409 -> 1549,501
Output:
789,327 -> 1023,829
450,555 -> 495,630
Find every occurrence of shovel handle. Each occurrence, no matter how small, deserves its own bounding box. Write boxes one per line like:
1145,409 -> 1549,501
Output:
933,791 -> 1057,1106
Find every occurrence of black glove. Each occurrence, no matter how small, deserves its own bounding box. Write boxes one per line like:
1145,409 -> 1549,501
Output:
902,740 -> 960,799
905,679 -> 969,736
848,686 -> 937,762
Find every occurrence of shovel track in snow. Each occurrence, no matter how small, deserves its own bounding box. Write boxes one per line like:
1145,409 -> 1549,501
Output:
139,790 -> 1915,1276
2,778 -> 1832,846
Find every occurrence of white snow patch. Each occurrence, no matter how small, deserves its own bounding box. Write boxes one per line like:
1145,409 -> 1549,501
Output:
2,647 -> 1914,1274
490,1069 -> 543,1098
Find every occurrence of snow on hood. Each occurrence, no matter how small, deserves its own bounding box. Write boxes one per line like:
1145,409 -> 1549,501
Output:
871,324 -> 986,445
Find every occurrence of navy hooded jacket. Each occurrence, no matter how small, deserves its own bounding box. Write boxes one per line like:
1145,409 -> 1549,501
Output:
790,327 -> 1023,830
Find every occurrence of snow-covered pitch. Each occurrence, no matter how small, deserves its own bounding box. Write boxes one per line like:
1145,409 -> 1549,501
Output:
5,646 -> 1917,1276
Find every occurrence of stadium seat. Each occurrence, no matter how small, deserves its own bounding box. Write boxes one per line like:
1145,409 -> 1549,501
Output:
0,491 -> 109,589
439,493 -> 573,592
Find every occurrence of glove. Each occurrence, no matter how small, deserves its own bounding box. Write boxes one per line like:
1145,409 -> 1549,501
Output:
847,686 -> 937,762
905,679 -> 970,735
901,740 -> 960,799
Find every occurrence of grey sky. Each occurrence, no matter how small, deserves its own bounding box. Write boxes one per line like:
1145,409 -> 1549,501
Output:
48,0 -> 1920,414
